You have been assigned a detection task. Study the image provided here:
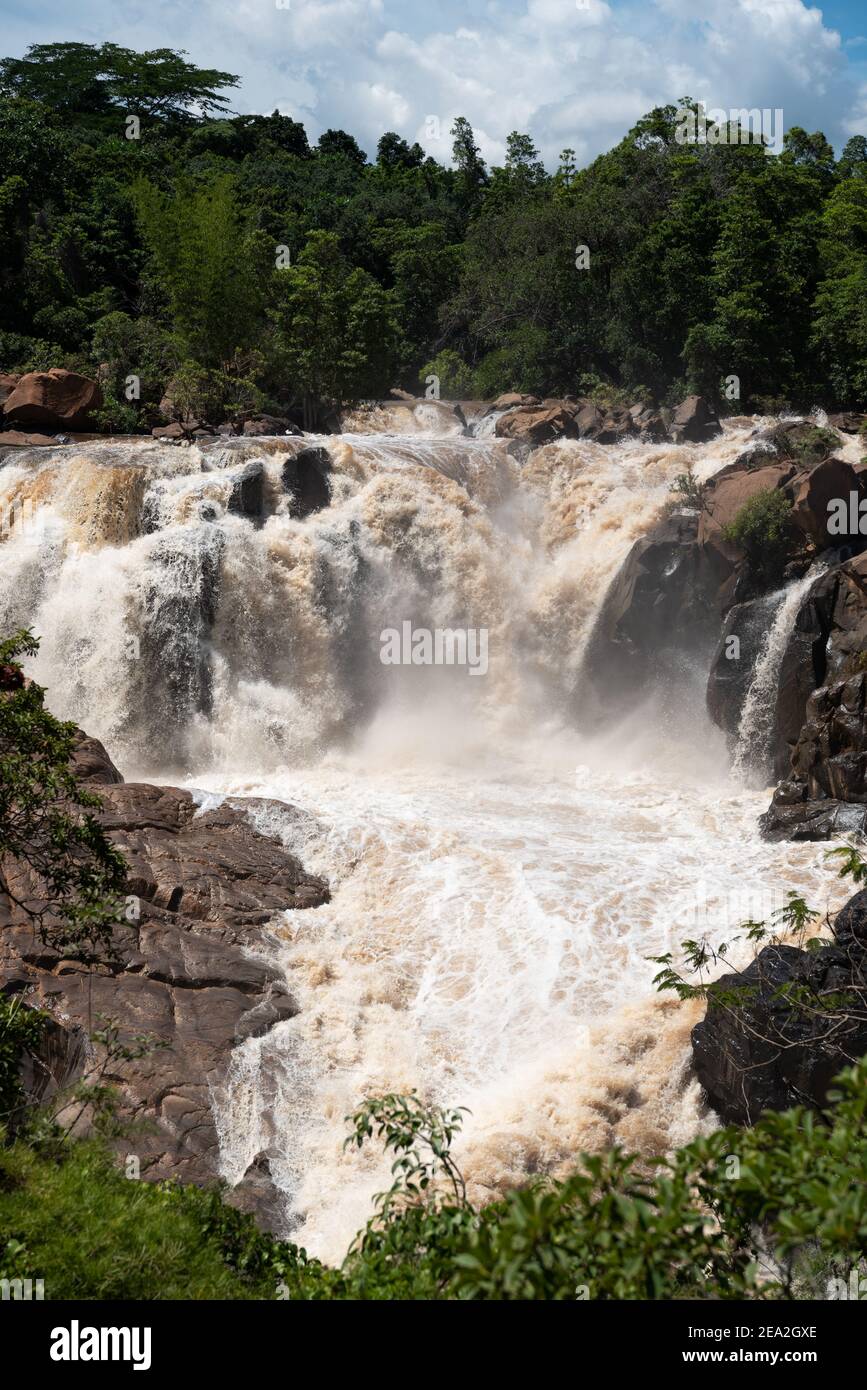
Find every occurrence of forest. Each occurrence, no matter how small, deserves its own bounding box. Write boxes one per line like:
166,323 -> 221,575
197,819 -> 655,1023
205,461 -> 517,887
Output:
1,41 -> 867,429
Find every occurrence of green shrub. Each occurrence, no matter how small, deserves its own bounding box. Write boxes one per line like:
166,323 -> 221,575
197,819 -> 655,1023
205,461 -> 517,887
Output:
418,349 -> 474,400
0,996 -> 46,1125
0,630 -> 128,960
722,487 -> 797,582
0,1138 -> 325,1300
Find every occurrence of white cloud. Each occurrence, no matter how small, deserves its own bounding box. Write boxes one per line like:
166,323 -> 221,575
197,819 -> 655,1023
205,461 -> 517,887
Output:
1,0 -> 863,161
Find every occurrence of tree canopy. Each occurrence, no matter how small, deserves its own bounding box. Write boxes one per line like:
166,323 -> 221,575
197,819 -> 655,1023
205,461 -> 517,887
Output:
0,47 -> 866,423
0,43 -> 239,120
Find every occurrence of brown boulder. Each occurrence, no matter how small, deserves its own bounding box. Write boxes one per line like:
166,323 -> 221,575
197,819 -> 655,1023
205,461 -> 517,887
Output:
0,373 -> 20,406
151,422 -> 188,441
699,461 -> 794,544
575,402 -> 604,438
3,369 -> 102,430
494,403 -> 578,448
790,456 -> 867,545
491,392 -> 540,411
71,729 -> 124,784
828,412 -> 866,434
0,430 -> 59,448
670,394 -> 721,445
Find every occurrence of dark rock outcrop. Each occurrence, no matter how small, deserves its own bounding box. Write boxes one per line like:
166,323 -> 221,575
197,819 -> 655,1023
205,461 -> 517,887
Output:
585,507 -> 735,705
281,446 -> 332,517
227,460 -> 266,523
692,889 -> 867,1124
2,369 -> 102,430
242,415 -> 301,437
760,555 -> 867,838
670,395 -> 721,445
828,411 -> 866,434
0,732 -> 329,1224
761,674 -> 867,840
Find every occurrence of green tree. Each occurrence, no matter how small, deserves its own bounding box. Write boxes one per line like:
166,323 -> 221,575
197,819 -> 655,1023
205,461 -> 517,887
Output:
0,43 -> 238,122
812,177 -> 867,406
271,230 -> 399,427
131,173 -> 269,369
451,116 -> 488,213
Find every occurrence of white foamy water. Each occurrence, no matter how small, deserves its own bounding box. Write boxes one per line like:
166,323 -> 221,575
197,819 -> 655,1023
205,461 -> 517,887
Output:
194,729 -> 844,1263
0,412 -> 851,1262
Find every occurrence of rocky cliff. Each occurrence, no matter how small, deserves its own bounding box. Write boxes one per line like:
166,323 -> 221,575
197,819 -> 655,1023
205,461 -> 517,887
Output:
0,730 -> 328,1225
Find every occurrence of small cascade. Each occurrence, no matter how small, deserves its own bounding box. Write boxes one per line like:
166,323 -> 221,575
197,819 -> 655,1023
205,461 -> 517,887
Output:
732,567 -> 823,783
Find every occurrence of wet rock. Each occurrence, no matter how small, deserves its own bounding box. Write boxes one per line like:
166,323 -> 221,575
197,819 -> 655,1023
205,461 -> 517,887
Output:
281,446 -> 332,517
490,392 -> 540,411
227,460 -> 265,523
226,1151 -> 286,1229
761,672 -> 867,836
707,595 -> 779,744
828,411 -> 866,434
761,554 -> 867,837
0,429 -> 68,448
494,403 -> 579,448
586,508 -> 731,702
692,889 -> 867,1124
0,730 -> 330,1219
242,415 -> 301,437
2,369 -> 102,430
669,395 -> 721,445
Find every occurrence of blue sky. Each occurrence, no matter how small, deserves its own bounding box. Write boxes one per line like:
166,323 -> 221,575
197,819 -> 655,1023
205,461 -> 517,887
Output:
2,0 -> 866,165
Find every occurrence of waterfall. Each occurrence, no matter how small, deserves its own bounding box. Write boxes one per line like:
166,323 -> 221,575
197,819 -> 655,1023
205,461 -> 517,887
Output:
732,568 -> 823,783
0,418 -> 844,1262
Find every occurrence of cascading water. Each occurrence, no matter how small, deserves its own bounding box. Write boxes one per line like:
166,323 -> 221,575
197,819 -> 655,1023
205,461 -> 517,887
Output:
0,416 -> 848,1262
732,567 -> 825,783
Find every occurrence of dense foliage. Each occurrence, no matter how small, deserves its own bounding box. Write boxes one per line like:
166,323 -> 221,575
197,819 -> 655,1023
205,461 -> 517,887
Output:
2,44 -> 867,424
0,629 -> 127,959
1,1062 -> 866,1300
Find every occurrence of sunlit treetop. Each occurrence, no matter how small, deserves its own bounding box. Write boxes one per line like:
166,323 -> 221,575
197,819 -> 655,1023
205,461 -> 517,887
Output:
0,42 -> 240,121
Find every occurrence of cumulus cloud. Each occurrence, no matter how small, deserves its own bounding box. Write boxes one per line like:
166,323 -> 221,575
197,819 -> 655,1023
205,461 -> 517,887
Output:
2,0 -> 863,163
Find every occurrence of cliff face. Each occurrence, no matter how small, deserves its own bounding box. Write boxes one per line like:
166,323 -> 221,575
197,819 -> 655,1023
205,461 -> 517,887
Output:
0,730 -> 328,1227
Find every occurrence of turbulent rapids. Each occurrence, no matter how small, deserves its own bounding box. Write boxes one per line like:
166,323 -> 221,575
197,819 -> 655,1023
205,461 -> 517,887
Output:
0,410 -> 849,1261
